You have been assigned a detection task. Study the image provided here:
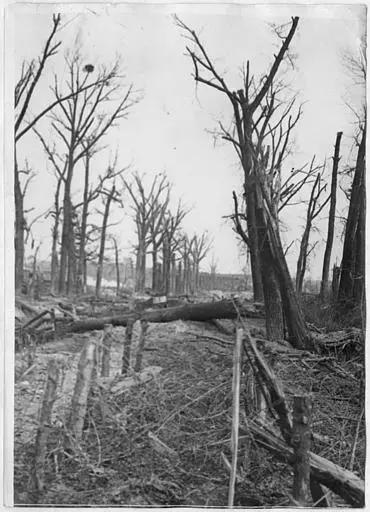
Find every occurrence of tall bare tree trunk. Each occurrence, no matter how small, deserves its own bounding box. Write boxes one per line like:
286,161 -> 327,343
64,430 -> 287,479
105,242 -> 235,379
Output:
50,176 -> 62,294
59,155 -> 74,295
320,132 -> 342,301
162,234 -> 171,295
96,186 -> 115,297
338,126 -> 366,304
113,237 -> 120,297
77,153 -> 90,294
14,154 -> 25,293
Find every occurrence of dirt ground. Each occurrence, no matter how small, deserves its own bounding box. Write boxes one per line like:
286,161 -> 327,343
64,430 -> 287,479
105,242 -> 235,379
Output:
14,310 -> 365,507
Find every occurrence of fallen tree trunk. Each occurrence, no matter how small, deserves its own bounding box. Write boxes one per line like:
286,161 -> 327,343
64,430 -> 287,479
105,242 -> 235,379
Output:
56,299 -> 264,335
247,420 -> 364,507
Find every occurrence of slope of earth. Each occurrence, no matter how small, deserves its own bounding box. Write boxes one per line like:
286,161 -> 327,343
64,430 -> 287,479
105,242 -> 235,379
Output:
13,312 -> 364,507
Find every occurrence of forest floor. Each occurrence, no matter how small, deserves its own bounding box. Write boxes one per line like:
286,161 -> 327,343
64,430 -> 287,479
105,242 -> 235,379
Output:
13,296 -> 365,507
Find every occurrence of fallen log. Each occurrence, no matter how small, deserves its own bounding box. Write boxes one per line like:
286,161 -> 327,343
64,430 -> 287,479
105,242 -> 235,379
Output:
56,299 -> 264,335
246,420 -> 364,508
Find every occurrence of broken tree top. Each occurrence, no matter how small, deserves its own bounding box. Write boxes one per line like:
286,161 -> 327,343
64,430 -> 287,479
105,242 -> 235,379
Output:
56,299 -> 264,334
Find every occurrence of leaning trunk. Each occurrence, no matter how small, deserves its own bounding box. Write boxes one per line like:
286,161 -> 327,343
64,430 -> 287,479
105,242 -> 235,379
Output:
338,126 -> 366,303
255,200 -> 284,341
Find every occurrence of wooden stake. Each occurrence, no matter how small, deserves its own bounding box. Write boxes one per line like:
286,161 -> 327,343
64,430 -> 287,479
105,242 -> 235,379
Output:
134,319 -> 148,372
292,395 -> 312,506
228,328 -> 243,508
67,340 -> 96,443
101,324 -> 113,377
122,319 -> 134,375
32,358 -> 61,492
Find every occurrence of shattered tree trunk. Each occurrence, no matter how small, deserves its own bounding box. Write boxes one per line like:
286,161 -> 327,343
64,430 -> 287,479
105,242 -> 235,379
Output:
67,340 -> 96,443
320,132 -> 342,301
113,238 -> 120,297
32,359 -> 61,492
58,299 -> 264,334
338,126 -> 366,304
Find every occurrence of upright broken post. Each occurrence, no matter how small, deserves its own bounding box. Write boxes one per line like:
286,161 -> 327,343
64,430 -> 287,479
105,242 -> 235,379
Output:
292,395 -> 312,506
134,319 -> 149,372
122,319 -> 134,375
101,324 -> 113,377
67,340 -> 96,444
32,358 -> 61,493
228,328 -> 243,508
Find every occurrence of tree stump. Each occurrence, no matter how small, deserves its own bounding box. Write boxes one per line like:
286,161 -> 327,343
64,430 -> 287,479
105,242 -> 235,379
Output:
122,319 -> 134,375
134,319 -> 148,372
67,340 -> 96,444
32,358 -> 61,493
101,324 -> 113,377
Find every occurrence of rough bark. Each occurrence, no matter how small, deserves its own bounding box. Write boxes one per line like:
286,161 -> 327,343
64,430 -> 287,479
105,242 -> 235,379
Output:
320,132 -> 342,300
135,242 -> 147,293
113,238 -> 120,297
246,186 -> 264,301
255,200 -> 284,341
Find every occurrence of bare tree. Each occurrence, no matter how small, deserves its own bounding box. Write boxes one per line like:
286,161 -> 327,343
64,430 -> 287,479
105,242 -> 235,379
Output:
161,201 -> 188,295
46,51 -> 135,294
15,15 -> 119,290
320,132 -> 343,301
177,16 -> 319,349
124,173 -> 169,293
189,232 -> 212,292
296,171 -> 329,295
95,168 -> 125,297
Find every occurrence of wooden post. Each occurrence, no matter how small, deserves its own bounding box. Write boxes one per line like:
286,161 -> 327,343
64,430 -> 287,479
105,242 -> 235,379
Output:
228,328 -> 243,508
134,319 -> 148,372
67,340 -> 96,443
101,324 -> 113,377
32,359 -> 61,492
292,395 -> 312,506
122,319 -> 134,375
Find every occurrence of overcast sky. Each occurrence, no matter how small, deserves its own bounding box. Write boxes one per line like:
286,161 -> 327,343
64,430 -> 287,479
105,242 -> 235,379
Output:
10,3 -> 366,278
